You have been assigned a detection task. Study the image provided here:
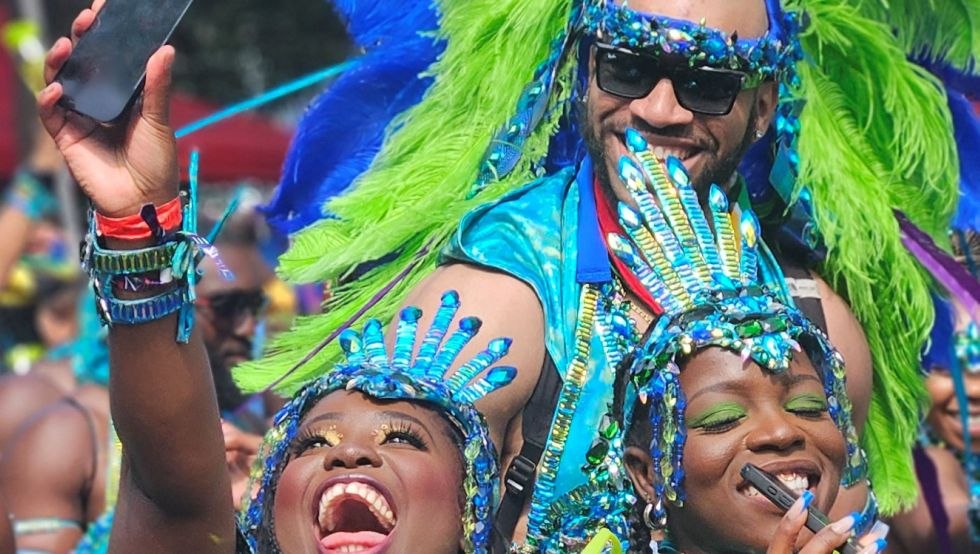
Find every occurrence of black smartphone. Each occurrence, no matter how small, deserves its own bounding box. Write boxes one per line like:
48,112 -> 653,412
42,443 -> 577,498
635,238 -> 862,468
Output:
54,0 -> 195,124
741,463 -> 861,554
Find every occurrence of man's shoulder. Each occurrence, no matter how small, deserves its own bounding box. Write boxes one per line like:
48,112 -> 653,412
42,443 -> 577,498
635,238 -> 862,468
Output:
459,168 -> 576,239
443,166 -> 577,268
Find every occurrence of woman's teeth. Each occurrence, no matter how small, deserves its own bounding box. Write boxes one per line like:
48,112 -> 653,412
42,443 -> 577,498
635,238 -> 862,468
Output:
744,472 -> 811,497
318,481 -> 397,533
334,547 -> 370,553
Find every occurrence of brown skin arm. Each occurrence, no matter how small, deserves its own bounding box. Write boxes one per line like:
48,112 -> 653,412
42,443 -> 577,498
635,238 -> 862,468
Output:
0,404 -> 94,553
813,274 -> 875,522
106,322 -> 234,554
35,2 -> 234,552
397,263 -> 547,541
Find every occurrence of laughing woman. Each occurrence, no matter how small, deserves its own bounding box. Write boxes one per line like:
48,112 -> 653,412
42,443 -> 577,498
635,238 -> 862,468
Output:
605,131 -> 889,553
35,4 -> 509,554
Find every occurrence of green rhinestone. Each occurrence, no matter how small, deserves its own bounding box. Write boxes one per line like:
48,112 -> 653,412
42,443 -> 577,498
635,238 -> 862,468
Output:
600,420 -> 620,440
586,441 -> 609,466
738,320 -> 764,336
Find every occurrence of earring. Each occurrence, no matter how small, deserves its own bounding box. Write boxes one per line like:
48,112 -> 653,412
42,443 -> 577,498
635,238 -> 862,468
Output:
642,499 -> 668,531
754,128 -> 766,140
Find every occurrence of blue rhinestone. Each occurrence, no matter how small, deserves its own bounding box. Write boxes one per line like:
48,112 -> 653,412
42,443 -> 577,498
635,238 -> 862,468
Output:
708,185 -> 729,211
625,128 -> 648,153
459,316 -> 482,332
486,366 -> 517,386
400,306 -> 422,322
666,156 -> 690,185
488,337 -> 512,354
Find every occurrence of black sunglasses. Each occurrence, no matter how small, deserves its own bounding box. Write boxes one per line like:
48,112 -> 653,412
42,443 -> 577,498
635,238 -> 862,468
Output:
594,43 -> 762,116
200,290 -> 268,324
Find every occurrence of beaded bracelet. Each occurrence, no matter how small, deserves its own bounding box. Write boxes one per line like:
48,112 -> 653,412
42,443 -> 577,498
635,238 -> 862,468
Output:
93,284 -> 186,325
87,241 -> 181,274
81,186 -> 203,342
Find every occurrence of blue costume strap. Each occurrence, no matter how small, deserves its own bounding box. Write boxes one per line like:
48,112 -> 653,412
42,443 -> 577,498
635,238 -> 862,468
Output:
576,155 -> 612,284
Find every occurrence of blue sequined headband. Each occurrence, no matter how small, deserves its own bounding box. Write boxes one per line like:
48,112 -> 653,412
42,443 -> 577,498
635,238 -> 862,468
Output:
240,291 -> 514,554
582,0 -> 802,80
611,129 -> 867,525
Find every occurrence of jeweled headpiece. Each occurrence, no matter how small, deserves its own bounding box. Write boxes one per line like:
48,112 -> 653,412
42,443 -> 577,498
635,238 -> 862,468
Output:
955,322 -> 980,375
612,129 -> 866,520
582,0 -> 802,81
240,291 -> 515,553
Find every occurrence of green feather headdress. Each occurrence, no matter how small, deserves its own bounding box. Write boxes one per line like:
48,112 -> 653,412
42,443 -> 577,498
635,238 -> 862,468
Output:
238,0 -> 961,514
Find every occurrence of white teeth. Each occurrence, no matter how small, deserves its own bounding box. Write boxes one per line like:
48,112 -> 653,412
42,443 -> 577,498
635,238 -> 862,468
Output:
317,481 -> 397,534
743,472 -> 811,498
649,146 -> 691,161
775,472 -> 810,496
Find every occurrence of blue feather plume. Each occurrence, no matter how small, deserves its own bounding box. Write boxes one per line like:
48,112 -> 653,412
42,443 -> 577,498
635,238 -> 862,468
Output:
262,1 -> 443,234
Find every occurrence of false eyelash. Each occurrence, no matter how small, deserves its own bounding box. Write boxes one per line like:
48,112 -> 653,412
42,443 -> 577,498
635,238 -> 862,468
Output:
380,418 -> 428,450
694,415 -> 744,434
290,427 -> 334,455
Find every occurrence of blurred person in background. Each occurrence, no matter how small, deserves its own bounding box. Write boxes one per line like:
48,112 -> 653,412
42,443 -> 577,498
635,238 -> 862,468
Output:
889,231 -> 980,554
0,222 -> 273,553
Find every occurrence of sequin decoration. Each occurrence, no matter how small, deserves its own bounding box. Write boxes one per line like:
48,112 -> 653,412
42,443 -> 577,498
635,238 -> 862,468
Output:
518,282 -> 640,551
608,129 -> 867,511
240,291 -> 515,554
955,321 -> 980,375
582,0 -> 802,81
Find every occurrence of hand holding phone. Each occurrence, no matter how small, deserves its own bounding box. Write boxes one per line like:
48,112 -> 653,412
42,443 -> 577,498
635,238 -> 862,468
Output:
741,463 -> 864,554
54,0 -> 194,124
38,1 -> 181,220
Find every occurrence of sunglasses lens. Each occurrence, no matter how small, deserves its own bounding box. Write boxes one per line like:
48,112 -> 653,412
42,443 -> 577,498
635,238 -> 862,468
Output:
596,48 -> 658,99
595,44 -> 747,116
208,291 -> 267,320
673,69 -> 743,115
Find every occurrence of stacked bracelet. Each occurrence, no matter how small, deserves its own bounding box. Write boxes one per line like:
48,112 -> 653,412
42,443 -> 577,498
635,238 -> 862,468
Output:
81,187 -> 211,343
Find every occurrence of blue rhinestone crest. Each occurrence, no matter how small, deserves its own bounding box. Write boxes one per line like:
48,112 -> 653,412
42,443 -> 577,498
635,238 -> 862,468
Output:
610,129 -> 866,509
240,291 -> 513,554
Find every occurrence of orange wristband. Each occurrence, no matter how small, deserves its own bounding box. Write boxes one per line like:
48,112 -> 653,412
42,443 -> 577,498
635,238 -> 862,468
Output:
95,197 -> 183,241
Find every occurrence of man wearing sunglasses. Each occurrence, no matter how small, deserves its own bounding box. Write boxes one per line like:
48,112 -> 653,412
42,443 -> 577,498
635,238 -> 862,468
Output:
195,237 -> 271,426
394,0 -> 932,549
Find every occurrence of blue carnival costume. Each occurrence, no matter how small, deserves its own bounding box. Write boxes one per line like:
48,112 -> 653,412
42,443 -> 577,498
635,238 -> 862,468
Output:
242,0 -> 971,548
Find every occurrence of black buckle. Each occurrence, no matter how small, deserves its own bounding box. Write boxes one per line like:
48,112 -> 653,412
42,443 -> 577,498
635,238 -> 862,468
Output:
504,455 -> 537,495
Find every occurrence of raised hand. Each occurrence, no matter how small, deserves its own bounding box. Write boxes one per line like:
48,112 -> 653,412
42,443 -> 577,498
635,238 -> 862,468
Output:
767,494 -> 888,554
36,0 -> 180,218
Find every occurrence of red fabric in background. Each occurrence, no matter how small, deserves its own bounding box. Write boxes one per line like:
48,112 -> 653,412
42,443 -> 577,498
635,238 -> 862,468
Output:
0,15 -> 291,186
0,5 -> 19,180
170,93 -> 292,184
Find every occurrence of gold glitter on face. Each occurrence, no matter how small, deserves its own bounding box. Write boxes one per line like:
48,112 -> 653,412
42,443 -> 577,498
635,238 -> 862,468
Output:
324,425 -> 344,446
372,424 -> 391,444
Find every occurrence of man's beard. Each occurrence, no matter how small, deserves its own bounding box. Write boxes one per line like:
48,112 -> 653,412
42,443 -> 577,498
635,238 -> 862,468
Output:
206,346 -> 248,413
582,98 -> 760,200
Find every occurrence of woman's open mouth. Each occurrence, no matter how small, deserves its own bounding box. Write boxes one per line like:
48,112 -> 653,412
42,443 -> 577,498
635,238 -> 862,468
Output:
315,479 -> 397,554
737,461 -> 822,514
